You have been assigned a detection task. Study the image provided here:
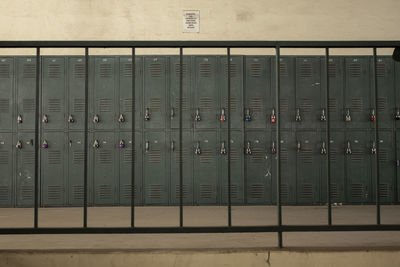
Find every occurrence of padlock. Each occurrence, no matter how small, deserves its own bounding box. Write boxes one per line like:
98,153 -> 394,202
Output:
17,115 -> 22,124
118,114 -> 125,123
93,114 -> 99,123
68,115 -> 74,123
370,109 -> 376,122
345,141 -> 352,155
195,142 -> 201,155
16,140 -> 22,149
320,109 -> 326,121
144,108 -> 150,121
42,114 -> 48,123
220,108 -> 226,122
371,141 -> 377,154
395,109 -> 400,120
42,140 -> 48,149
119,140 -> 125,148
270,108 -> 276,123
93,139 -> 100,148
320,141 -> 327,155
244,109 -> 251,121
295,108 -> 301,122
245,141 -> 252,155
220,141 -> 227,155
345,109 -> 351,122
195,108 -> 201,121
271,141 -> 276,154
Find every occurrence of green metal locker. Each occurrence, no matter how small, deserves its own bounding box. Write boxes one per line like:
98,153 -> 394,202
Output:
245,130 -> 271,204
119,56 -> 143,131
278,131 -> 296,204
396,59 -> 400,129
93,57 -> 117,130
244,56 -> 270,129
169,56 -> 191,129
0,133 -> 13,207
193,130 -> 218,204
345,130 -> 372,203
41,57 -> 66,130
16,132 -> 35,207
375,57 -> 395,129
219,56 -> 243,129
169,130 -> 193,205
219,130 -> 244,205
344,57 -> 371,129
296,131 -> 321,204
0,57 -> 14,131
193,56 -> 219,129
92,132 -> 116,205
67,57 -> 86,130
143,130 -> 168,205
41,132 -> 66,206
16,57 -> 37,131
118,131 -> 142,205
397,131 -> 400,202
144,56 -> 167,129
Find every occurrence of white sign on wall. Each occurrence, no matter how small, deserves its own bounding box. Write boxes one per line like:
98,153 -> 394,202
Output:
183,10 -> 200,33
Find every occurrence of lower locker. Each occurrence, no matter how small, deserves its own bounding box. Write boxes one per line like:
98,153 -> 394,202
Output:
397,132 -> 400,202
16,132 -> 35,207
41,132 -> 66,206
220,130 -> 244,205
194,131 -> 218,205
0,133 -> 13,207
169,130 -> 193,205
279,131 -> 296,205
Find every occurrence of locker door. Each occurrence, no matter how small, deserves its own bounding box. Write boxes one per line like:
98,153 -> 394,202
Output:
17,57 -> 37,131
396,59 -> 400,129
0,133 -> 13,207
144,56 -> 167,129
193,56 -> 218,129
375,57 -> 395,129
345,57 -> 371,129
16,133 -> 35,207
397,132 -> 400,202
328,130 -> 345,203
92,132 -> 116,205
119,56 -> 143,130
296,131 -> 321,204
194,131 -> 218,204
68,57 -> 86,130
144,131 -> 167,205
42,57 -> 66,130
93,57 -> 117,130
220,130 -> 244,205
170,56 -> 191,129
295,57 -> 321,129
345,130 -> 372,203
0,57 -> 14,131
279,131 -> 296,204
246,130 -> 271,204
170,130 -> 193,205
244,56 -> 270,129
119,131 -> 142,205
41,132 -> 65,206
220,56 -> 243,129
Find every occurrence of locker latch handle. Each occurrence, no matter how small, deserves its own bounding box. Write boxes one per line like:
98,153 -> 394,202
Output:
195,142 -> 201,155
170,108 -> 175,119
17,115 -> 22,124
118,114 -> 125,123
93,114 -> 99,123
345,141 -> 352,155
145,141 -> 149,152
220,108 -> 226,122
271,141 -> 276,154
295,108 -> 301,122
42,140 -> 48,149
16,140 -> 22,149
144,108 -> 150,121
69,140 -> 72,147
68,115 -> 74,123
370,109 -> 376,122
320,141 -> 327,155
119,140 -> 125,148
395,109 -> 400,120
220,141 -> 227,155
271,108 -> 276,123
297,141 -> 301,152
371,141 -> 377,154
244,109 -> 251,121
171,141 -> 175,151
42,114 -> 48,124
93,139 -> 100,149
195,108 -> 201,121
345,109 -> 351,122
320,109 -> 326,121
245,141 -> 252,155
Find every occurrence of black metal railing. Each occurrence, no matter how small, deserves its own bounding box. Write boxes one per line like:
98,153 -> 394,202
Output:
1,41 -> 400,249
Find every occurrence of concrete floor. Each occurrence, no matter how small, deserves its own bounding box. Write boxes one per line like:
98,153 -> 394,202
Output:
0,205 -> 399,250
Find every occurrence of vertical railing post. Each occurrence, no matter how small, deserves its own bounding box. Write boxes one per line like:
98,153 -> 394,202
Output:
275,46 -> 282,248
325,48 -> 332,225
131,47 -> 136,228
34,47 -> 40,229
179,47 -> 184,227
373,47 -> 381,225
227,47 -> 232,227
83,47 -> 89,228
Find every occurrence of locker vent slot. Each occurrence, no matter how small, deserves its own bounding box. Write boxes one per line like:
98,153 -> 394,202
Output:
224,63 -> 238,77
0,99 -> 9,113
223,184 -> 238,199
47,99 -> 61,112
73,63 -> 85,79
199,148 -> 213,164
21,185 -> 33,200
148,149 -> 161,164
199,184 -> 213,199
99,99 -> 112,112
73,151 -> 84,164
123,63 -> 136,77
122,184 -> 137,199
379,183 -> 389,198
23,64 -> 36,78
351,183 -> 363,198
199,63 -> 212,78
299,63 -> 312,78
350,148 -> 364,162
330,183 -> 338,199
351,98 -> 363,112
48,64 -> 61,78
250,184 -> 264,199
199,97 -> 213,111
230,148 -> 240,162
174,63 -> 187,77
148,184 -> 162,199
0,151 -> 9,164
73,98 -> 85,112
377,97 -> 387,112
300,99 -> 312,112
301,183 -> 313,199
72,185 -> 84,200
281,148 -> 289,163
175,97 -> 188,111
0,186 -> 8,201
328,98 -> 337,112
328,63 -> 337,78
47,185 -> 62,200
98,184 -> 112,200
48,151 -> 61,165
123,149 -> 136,164
150,98 -> 161,112
378,148 -> 388,162
97,150 -> 112,164
175,149 -> 189,164
22,151 -> 35,164
280,184 -> 289,199
249,63 -> 262,77
149,63 -> 162,78
329,147 -> 338,162
224,97 -> 238,112
0,64 -> 10,78
123,98 -> 135,112
175,184 -> 188,198
376,63 -> 385,77
280,63 -> 288,77
280,99 -> 289,112
99,63 -> 113,78
349,63 -> 361,77
250,148 -> 264,163
250,98 -> 263,112
23,98 -> 35,112
299,149 -> 313,164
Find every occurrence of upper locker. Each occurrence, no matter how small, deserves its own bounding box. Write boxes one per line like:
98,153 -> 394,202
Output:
67,57 -> 86,130
375,56 -> 395,129
0,133 -> 13,207
0,57 -> 14,132
42,57 -> 66,130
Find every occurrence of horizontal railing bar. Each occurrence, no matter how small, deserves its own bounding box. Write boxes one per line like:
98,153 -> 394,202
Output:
0,41 -> 399,48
